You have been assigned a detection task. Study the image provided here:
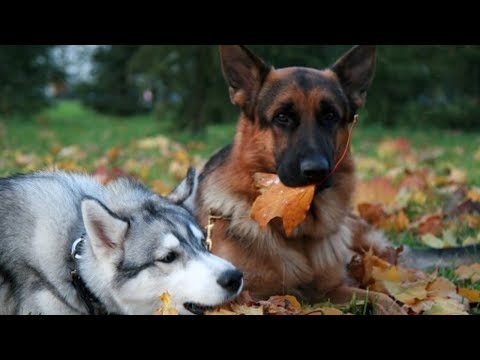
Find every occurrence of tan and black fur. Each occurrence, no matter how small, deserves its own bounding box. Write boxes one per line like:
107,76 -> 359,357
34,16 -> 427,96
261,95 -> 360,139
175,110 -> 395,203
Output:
195,45 -> 478,314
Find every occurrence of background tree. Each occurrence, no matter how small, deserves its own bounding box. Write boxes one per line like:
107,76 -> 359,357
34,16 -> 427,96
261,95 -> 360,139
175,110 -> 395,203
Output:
0,45 -> 62,115
76,45 -> 146,116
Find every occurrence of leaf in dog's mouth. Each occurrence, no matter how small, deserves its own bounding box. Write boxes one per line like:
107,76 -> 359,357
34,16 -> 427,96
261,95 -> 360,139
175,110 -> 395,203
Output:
250,173 -> 315,236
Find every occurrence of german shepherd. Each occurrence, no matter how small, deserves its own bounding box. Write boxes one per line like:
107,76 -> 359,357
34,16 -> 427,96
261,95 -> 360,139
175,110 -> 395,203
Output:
195,45 -> 478,314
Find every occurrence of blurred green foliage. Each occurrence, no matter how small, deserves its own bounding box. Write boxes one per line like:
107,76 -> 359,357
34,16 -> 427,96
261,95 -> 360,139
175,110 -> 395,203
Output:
0,45 -> 63,115
2,45 -> 479,133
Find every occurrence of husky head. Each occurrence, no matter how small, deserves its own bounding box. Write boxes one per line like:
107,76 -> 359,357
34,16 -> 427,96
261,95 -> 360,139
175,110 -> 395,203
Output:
79,168 -> 243,315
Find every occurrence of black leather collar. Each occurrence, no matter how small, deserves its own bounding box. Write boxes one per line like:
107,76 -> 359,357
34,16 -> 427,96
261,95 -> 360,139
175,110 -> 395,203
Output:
70,234 -> 111,315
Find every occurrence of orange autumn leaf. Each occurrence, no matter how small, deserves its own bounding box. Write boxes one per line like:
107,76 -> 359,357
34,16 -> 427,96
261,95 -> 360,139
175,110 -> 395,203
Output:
458,288 -> 480,303
415,214 -> 443,236
358,203 -> 387,227
250,173 -> 315,236
380,210 -> 410,232
354,177 -> 399,208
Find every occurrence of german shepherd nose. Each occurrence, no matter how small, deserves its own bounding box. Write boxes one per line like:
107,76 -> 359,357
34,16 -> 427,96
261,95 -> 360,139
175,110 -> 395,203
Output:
300,156 -> 330,182
217,269 -> 243,292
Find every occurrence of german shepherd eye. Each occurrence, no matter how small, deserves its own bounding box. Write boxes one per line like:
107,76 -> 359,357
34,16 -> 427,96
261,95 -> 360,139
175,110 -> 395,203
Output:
323,112 -> 338,122
157,252 -> 177,264
273,113 -> 297,128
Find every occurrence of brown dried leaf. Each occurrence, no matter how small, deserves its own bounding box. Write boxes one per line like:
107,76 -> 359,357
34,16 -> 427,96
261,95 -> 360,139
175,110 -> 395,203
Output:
415,214 -> 443,236
250,173 -> 315,236
303,307 -> 344,315
260,295 -> 302,315
454,263 -> 480,283
357,203 -> 387,227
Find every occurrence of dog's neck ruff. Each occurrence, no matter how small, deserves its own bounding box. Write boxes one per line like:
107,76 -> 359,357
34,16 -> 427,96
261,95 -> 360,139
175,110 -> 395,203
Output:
70,234 -> 111,315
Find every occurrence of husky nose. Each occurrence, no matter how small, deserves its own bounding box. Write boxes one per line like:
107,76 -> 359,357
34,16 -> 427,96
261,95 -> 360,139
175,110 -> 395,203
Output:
300,156 -> 331,182
217,269 -> 243,293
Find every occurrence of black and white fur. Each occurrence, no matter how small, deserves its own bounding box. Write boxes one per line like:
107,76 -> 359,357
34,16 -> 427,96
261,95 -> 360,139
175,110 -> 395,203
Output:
0,168 -> 243,315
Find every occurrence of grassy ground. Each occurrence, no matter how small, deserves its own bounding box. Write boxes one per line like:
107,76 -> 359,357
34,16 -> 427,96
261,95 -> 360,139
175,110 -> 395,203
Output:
1,100 -> 480,313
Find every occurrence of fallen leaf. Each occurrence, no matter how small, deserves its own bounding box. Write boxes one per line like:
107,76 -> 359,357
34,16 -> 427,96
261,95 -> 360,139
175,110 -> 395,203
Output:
420,234 -> 445,249
151,179 -> 171,195
415,214 -> 443,236
399,170 -> 429,191
422,298 -> 469,315
260,295 -> 302,315
106,146 -> 122,162
454,263 -> 480,283
382,280 -> 429,305
155,292 -> 179,315
250,173 -> 315,236
230,303 -> 264,315
303,307 -> 344,315
357,203 -> 387,227
377,138 -> 412,158
458,288 -> 480,303
354,177 -> 399,208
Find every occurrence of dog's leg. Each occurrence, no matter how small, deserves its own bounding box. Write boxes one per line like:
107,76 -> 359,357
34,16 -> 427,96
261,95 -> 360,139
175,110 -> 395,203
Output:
16,288 -> 82,315
326,285 -> 407,315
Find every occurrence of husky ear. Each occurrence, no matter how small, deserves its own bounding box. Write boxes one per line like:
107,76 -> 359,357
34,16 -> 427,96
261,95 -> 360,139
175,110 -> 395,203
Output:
81,197 -> 129,258
219,45 -> 271,115
167,167 -> 198,213
331,45 -> 377,113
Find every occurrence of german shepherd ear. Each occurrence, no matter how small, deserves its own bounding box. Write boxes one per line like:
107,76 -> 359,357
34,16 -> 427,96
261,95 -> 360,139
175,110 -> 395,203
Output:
81,197 -> 129,259
219,45 -> 271,115
167,167 -> 198,213
331,45 -> 377,112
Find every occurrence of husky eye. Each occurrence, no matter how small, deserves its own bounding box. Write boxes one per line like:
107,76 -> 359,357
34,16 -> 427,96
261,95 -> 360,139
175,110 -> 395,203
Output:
157,252 -> 177,264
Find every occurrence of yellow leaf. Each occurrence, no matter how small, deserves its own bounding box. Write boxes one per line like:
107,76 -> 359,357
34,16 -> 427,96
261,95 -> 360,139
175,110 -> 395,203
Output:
463,235 -> 480,246
441,229 -> 458,247
474,148 -> 480,162
458,288 -> 480,303
422,298 -> 469,315
467,187 -> 480,202
411,191 -> 427,206
151,180 -> 171,196
250,173 -> 315,236
382,280 -> 429,305
155,292 -> 179,315
230,303 -> 264,315
420,234 -> 445,249
174,150 -> 190,165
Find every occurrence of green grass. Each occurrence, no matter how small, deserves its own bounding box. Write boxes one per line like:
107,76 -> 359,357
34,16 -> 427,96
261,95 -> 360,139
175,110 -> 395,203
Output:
2,100 -> 480,183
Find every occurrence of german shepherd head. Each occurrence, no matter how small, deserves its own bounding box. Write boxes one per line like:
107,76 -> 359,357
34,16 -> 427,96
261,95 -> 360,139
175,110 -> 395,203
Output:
219,45 -> 376,190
